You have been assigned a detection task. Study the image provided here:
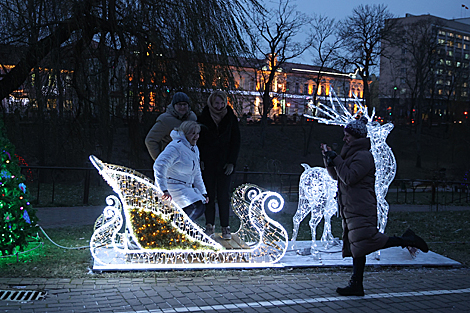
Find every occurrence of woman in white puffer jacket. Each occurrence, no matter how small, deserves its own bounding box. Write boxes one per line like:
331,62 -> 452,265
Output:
153,121 -> 208,221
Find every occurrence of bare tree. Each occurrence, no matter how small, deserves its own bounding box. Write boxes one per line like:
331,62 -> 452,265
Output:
302,14 -> 342,155
388,17 -> 440,168
308,14 -> 343,107
248,0 -> 311,132
338,4 -> 396,106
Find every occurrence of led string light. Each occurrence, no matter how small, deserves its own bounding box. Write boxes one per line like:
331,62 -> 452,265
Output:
291,165 -> 338,258
89,156 -> 289,268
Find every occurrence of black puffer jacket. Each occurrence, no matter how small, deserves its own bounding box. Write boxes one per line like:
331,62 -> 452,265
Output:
197,106 -> 240,170
326,137 -> 388,258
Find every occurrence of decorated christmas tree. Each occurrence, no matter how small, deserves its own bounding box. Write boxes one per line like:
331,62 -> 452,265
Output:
0,118 -> 38,256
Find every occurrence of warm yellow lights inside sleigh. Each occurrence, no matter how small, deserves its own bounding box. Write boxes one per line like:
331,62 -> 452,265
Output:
89,155 -> 288,269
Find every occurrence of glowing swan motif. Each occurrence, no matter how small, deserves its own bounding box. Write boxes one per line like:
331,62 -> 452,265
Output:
89,156 -> 288,269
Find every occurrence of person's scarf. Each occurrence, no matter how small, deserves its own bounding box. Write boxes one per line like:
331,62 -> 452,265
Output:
208,103 -> 227,126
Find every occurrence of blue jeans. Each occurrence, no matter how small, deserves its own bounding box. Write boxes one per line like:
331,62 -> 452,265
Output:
182,200 -> 205,221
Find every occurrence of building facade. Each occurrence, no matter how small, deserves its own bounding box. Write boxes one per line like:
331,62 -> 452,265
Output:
380,14 -> 470,125
229,58 -> 364,123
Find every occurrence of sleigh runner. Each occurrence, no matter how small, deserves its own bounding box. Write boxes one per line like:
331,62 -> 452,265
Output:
89,155 -> 288,269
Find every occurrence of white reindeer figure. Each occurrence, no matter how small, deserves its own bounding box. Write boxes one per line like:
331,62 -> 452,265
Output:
291,164 -> 338,259
299,89 -> 397,259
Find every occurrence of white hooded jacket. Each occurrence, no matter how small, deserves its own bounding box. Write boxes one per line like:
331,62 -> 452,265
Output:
153,129 -> 207,208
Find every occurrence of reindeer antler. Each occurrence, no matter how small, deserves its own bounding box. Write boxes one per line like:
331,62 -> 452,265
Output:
304,88 -> 374,125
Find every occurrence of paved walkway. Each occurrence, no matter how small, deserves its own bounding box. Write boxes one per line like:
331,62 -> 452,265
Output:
1,203 -> 467,312
0,268 -> 469,312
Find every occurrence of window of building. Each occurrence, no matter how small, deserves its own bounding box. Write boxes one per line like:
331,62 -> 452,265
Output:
249,79 -> 254,91
457,61 -> 462,67
458,42 -> 462,49
400,78 -> 406,84
400,68 -> 407,76
465,35 -> 470,41
438,89 -> 443,95
448,50 -> 453,56
446,60 -> 452,66
438,30 -> 446,36
457,34 -> 463,39
401,48 -> 407,55
304,83 -> 309,94
448,40 -> 454,47
466,53 -> 470,59
462,91 -> 468,97
448,32 -> 454,37
295,82 -> 300,93
438,39 -> 445,45
439,58 -> 445,65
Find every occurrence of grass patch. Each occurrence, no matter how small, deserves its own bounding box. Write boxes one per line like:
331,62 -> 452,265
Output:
0,210 -> 468,278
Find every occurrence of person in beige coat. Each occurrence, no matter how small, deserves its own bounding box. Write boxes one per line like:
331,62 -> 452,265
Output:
322,116 -> 429,296
145,92 -> 197,161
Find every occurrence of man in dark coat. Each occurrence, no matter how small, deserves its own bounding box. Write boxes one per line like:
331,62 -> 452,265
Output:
323,116 -> 429,296
198,91 -> 240,240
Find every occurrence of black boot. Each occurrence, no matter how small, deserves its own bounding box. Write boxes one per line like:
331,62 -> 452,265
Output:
401,228 -> 429,253
336,279 -> 364,296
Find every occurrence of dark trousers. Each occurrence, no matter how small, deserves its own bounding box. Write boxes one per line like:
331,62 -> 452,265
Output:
202,166 -> 232,227
182,200 -> 205,221
352,256 -> 366,284
353,236 -> 404,283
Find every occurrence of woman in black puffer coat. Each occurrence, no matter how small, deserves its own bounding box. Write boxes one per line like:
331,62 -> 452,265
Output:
198,91 -> 240,240
323,116 -> 429,297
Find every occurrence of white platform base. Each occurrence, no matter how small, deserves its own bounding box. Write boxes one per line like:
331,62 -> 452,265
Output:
92,240 -> 460,271
280,240 -> 461,268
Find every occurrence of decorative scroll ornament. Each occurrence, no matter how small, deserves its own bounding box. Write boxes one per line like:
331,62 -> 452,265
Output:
89,156 -> 288,270
301,89 -> 397,259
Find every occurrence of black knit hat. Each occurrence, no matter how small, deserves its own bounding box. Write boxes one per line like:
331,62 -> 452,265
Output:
171,92 -> 190,105
344,116 -> 368,138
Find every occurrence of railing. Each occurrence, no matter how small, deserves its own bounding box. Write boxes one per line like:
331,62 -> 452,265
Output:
20,165 -> 469,207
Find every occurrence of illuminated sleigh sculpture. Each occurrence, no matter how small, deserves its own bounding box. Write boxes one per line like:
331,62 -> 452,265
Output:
89,155 -> 288,269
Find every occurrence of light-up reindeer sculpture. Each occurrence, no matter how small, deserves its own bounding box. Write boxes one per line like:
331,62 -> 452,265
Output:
302,89 -> 397,259
291,164 -> 338,259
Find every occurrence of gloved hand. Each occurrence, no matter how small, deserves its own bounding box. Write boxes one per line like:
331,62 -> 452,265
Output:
223,163 -> 234,175
323,150 -> 337,167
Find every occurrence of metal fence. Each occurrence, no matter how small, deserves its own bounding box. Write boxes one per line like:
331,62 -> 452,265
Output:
20,165 -> 470,207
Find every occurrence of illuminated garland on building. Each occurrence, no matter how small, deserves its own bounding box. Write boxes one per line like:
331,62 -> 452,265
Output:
89,156 -> 288,269
301,90 -> 397,259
